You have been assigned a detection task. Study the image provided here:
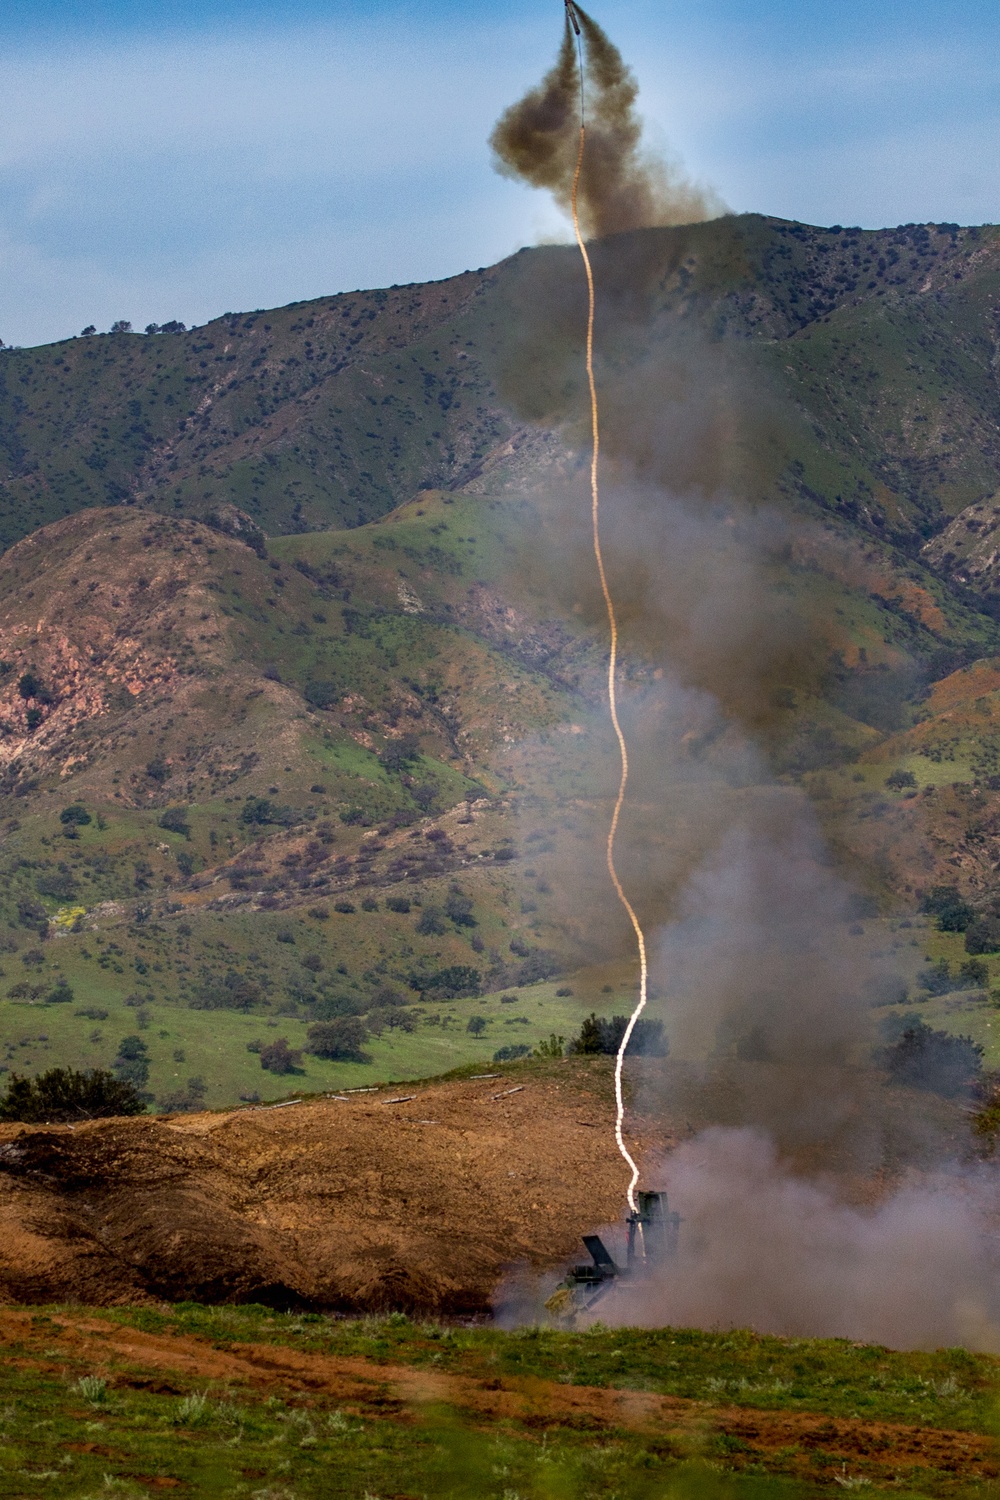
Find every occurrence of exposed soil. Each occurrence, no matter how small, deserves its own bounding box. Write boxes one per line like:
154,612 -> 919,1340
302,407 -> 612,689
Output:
0,1306 -> 994,1486
0,1061 -> 665,1314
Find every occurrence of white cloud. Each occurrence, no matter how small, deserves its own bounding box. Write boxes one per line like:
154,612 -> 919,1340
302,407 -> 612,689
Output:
0,3 -> 998,345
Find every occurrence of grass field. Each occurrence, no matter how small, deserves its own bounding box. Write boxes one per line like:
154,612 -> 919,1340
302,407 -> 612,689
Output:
0,1304 -> 996,1498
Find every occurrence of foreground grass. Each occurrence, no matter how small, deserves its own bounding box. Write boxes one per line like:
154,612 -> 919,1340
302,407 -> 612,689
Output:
103,1306 -> 1000,1433
1,1306 -> 997,1498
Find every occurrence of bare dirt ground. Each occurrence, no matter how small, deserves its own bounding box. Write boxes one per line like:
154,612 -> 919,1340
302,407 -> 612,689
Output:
0,1060 -> 667,1314
0,1306 -> 994,1487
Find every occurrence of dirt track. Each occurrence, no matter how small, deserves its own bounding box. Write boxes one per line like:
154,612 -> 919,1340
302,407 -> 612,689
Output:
1,1307 -> 994,1486
0,1061 -> 663,1313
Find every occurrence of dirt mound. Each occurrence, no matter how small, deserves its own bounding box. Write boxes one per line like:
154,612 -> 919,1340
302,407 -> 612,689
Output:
0,1061 -> 662,1314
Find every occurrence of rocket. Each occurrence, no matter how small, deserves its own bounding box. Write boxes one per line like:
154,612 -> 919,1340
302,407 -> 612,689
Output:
564,0 -> 581,36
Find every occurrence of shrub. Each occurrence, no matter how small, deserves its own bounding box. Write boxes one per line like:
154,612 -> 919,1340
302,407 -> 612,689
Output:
113,1035 -> 150,1088
145,755 -> 170,784
311,992 -> 366,1021
386,896 -> 411,914
35,870 -> 78,902
157,1077 -> 207,1114
555,987 -> 574,998
304,680 -> 338,710
885,769 -> 917,790
570,1014 -> 668,1057
334,900 -> 356,915
493,1044 -> 531,1062
301,953 -> 324,974
360,896 -> 379,912
367,1007 -> 416,1036
259,1037 -> 303,1073
308,906 -> 330,920
305,1017 -> 371,1062
46,981 -> 74,1005
379,733 -> 421,773
877,1019 -> 983,1097
158,807 -> 190,838
514,950 -> 563,986
0,1067 -> 145,1122
959,957 -> 990,989
966,916 -> 1000,955
240,796 -> 297,828
445,890 -> 476,927
918,958 -> 954,995
59,803 -> 91,827
920,885 -> 975,933
408,965 -> 482,1000
416,905 -> 446,936
535,1033 -> 565,1059
276,928 -> 295,944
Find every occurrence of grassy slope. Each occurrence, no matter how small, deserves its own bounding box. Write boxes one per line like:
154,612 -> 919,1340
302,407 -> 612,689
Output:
0,1305 -> 996,1498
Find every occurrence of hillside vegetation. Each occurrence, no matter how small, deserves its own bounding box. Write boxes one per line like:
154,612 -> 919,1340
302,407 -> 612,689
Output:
4,218 -> 1000,1105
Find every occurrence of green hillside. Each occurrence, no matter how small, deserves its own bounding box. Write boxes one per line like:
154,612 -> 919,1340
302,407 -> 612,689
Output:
5,217 -> 1000,1107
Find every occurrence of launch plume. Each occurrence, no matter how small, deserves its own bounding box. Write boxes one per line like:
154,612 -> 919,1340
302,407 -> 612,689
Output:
490,7 -> 721,238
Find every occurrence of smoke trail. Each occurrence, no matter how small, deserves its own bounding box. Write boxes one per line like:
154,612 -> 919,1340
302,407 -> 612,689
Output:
490,6 -> 722,239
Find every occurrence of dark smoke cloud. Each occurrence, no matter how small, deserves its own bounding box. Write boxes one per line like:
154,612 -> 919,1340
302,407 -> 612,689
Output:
596,1130 -> 1000,1350
489,7 -> 722,238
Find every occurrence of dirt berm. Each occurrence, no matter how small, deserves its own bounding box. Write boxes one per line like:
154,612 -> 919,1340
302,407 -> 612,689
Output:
0,1060 -> 665,1314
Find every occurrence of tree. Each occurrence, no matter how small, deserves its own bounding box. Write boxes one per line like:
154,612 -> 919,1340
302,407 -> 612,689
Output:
109,320 -> 133,334
445,889 -> 476,928
0,1067 -> 144,1122
80,325 -> 97,336
466,1015 -> 487,1036
113,1035 -> 149,1088
17,671 -> 43,701
259,1037 -> 303,1073
965,916 -> 1000,955
959,957 -> 990,989
416,905 -> 447,936
158,807 -> 190,838
60,803 -> 91,827
379,733 -> 420,773
877,1020 -> 983,1097
920,885 -> 974,933
885,768 -> 917,790
305,1018 -> 370,1062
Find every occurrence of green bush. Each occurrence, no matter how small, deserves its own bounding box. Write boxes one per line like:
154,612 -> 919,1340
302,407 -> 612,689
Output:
570,1014 -> 668,1057
920,885 -> 975,933
493,1044 -> 531,1062
0,1067 -> 145,1122
966,916 -> 1000,955
59,803 -> 91,827
305,1017 -> 370,1062
409,965 -> 481,1000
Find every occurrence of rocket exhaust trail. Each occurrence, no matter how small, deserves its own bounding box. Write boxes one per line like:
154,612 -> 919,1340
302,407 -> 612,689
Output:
566,2 -> 648,1214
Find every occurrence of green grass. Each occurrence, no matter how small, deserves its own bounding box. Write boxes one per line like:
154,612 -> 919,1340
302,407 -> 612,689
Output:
0,1307 -> 996,1498
101,1306 -> 1000,1433
0,979 -> 592,1109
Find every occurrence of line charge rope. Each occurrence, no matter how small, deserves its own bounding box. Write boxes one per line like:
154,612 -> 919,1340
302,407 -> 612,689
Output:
568,22 -> 648,1214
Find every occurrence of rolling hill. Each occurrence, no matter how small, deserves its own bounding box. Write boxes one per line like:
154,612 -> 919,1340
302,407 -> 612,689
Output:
3,215 -> 1000,1107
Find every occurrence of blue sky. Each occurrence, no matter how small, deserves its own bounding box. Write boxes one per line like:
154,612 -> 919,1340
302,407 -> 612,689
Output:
1,0 -> 998,347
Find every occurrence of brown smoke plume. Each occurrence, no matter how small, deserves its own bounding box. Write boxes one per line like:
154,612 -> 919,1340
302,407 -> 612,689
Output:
489,7 -> 721,238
